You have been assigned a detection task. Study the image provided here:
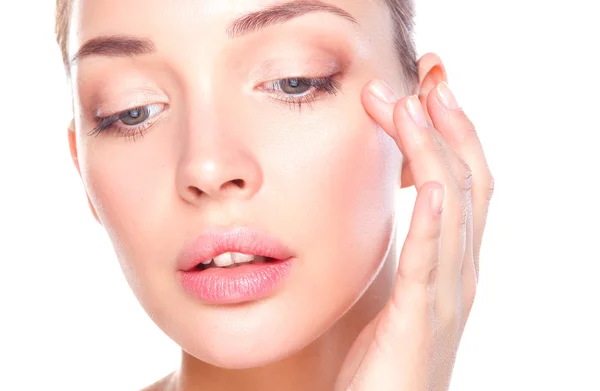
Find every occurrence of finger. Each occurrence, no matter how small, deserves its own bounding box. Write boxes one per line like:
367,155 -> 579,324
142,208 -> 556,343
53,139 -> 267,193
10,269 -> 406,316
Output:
421,101 -> 477,317
395,181 -> 445,286
365,80 -> 471,315
423,130 -> 473,326
461,204 -> 477,322
363,80 -> 468,322
427,82 -> 494,280
348,182 -> 444,391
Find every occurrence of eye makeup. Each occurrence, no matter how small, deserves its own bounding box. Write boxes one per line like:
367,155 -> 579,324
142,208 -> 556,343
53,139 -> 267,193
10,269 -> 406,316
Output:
259,76 -> 342,111
81,29 -> 354,141
245,50 -> 349,111
88,103 -> 168,141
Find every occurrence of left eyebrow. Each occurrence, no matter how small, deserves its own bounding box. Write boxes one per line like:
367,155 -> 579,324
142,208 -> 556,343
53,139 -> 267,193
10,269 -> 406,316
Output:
226,0 -> 358,38
70,35 -> 156,66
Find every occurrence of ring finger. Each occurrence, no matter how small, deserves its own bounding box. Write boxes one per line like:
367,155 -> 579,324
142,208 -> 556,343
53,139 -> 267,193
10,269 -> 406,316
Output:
362,81 -> 470,322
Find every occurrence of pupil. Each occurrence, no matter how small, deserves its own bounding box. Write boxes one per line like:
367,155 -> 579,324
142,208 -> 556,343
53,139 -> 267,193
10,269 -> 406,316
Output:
282,78 -> 310,95
120,106 -> 149,125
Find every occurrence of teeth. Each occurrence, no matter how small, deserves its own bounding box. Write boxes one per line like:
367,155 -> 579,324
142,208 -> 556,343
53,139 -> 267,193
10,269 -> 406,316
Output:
213,252 -> 234,267
201,252 -> 270,268
231,252 -> 255,263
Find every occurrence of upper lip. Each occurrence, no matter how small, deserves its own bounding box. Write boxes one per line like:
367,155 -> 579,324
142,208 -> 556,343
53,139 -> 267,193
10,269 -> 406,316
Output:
177,227 -> 295,271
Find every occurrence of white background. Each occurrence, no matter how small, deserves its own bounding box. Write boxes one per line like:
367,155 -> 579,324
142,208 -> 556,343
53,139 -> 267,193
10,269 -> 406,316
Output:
0,1 -> 598,390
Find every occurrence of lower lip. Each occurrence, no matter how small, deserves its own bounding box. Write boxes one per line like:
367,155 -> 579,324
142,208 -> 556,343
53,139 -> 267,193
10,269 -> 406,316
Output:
177,258 -> 294,304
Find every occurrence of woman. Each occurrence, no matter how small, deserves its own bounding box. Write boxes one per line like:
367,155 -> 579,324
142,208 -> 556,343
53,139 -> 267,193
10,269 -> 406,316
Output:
55,0 -> 494,389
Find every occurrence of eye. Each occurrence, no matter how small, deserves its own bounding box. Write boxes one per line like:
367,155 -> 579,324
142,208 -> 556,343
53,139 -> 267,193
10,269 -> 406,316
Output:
260,76 -> 342,110
278,78 -> 312,95
89,103 -> 167,140
119,107 -> 150,126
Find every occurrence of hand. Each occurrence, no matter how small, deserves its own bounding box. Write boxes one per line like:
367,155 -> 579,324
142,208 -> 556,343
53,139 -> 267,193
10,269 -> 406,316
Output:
333,80 -> 494,391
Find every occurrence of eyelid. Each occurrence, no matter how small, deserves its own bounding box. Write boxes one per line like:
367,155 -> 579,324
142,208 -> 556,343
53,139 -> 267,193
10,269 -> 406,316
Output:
248,58 -> 342,87
88,102 -> 168,139
96,102 -> 165,120
93,90 -> 168,118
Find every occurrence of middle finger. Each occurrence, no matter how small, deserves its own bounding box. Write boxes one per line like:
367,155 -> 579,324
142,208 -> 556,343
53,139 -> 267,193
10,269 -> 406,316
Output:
363,81 -> 469,321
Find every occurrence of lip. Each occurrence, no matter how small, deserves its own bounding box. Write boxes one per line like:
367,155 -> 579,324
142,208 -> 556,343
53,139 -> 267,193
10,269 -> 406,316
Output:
177,227 -> 294,271
176,227 -> 296,304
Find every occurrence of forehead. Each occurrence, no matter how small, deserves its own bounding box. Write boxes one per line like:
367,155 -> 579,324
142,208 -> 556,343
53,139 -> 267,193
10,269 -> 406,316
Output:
67,0 -> 393,59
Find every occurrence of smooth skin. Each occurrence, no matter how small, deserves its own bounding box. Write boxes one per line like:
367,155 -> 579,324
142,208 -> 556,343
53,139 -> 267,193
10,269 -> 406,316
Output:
65,1 -> 493,389
139,72 -> 495,391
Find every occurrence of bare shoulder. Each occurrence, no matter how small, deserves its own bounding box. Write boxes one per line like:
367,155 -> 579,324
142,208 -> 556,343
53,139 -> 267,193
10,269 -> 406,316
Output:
139,372 -> 176,391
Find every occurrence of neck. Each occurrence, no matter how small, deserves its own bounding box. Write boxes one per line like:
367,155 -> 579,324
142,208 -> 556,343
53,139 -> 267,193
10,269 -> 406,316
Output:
164,246 -> 398,391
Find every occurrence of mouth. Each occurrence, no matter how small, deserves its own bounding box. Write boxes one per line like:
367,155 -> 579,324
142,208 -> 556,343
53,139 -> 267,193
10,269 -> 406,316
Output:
194,252 -> 279,271
177,227 -> 295,272
176,227 -> 295,304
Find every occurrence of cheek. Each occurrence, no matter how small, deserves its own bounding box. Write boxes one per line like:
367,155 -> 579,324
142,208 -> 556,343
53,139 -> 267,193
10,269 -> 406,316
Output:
257,105 -> 401,320
261,106 -> 401,245
78,136 -> 176,291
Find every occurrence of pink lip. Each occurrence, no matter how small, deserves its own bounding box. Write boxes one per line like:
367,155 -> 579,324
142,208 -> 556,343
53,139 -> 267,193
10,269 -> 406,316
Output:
176,227 -> 295,304
177,227 -> 294,271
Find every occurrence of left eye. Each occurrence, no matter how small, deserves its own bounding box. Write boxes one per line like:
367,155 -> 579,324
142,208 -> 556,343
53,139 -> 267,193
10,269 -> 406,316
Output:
276,78 -> 312,95
260,76 -> 342,107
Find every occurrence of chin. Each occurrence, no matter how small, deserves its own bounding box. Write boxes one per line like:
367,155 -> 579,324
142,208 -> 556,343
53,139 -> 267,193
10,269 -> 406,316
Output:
138,287 -> 317,369
177,317 -> 309,369
192,343 -> 299,370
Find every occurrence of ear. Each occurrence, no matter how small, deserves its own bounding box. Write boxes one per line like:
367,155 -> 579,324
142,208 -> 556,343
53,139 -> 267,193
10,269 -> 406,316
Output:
413,52 -> 448,101
68,121 -> 101,224
400,52 -> 447,189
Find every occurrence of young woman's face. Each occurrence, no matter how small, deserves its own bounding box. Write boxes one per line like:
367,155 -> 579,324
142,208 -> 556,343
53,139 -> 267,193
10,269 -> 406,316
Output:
69,0 -> 407,368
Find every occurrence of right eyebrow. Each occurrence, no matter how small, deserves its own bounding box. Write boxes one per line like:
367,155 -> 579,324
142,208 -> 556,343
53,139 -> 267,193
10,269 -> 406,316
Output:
70,35 -> 156,66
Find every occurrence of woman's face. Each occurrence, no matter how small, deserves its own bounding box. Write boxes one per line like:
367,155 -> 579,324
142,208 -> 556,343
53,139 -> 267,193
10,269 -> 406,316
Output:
68,0 -> 406,368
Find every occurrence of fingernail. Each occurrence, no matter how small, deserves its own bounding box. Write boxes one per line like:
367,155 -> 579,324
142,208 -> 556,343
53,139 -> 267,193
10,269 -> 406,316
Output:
406,95 -> 428,127
369,79 -> 398,103
437,82 -> 460,110
429,185 -> 445,215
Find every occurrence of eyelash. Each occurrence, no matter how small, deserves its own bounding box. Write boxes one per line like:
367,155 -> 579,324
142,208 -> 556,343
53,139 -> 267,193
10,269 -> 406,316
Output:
88,103 -> 166,141
88,76 -> 342,140
261,75 -> 342,111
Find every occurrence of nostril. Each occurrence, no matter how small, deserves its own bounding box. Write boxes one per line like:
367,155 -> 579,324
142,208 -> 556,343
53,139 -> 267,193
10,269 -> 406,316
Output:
231,179 -> 245,188
188,186 -> 203,198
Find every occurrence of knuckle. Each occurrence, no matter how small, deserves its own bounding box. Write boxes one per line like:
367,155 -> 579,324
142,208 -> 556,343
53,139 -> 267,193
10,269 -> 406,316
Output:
459,161 -> 473,192
474,253 -> 481,283
430,131 -> 444,152
487,174 -> 495,201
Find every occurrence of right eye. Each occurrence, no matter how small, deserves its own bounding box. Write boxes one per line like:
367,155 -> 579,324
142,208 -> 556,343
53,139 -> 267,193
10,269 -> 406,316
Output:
119,107 -> 152,126
89,103 -> 167,140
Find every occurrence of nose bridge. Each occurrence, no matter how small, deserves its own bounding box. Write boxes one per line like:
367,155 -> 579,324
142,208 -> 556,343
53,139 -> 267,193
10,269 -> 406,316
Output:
175,91 -> 263,203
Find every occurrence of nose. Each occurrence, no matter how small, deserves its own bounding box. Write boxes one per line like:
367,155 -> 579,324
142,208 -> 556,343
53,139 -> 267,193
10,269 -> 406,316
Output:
176,132 -> 263,204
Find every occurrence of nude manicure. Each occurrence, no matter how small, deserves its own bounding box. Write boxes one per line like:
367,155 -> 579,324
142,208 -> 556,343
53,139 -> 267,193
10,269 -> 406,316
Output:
406,95 -> 428,128
369,79 -> 398,103
437,82 -> 460,110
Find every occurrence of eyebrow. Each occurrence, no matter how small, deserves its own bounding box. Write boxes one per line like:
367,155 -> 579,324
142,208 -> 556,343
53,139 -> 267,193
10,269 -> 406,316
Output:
70,35 -> 156,66
70,0 -> 356,66
226,0 -> 357,38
